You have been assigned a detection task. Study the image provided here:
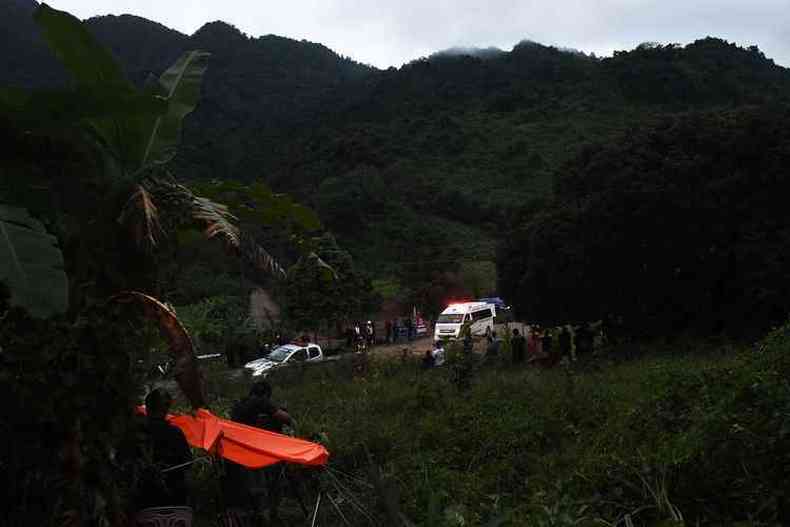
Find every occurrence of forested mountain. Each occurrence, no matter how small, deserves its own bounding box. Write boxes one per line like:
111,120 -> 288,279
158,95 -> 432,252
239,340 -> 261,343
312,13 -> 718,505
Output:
498,105 -> 790,337
5,0 -> 790,305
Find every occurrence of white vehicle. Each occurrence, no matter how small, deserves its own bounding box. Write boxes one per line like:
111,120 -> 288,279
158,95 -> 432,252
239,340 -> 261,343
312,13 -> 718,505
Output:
434,302 -> 496,341
244,343 -> 323,377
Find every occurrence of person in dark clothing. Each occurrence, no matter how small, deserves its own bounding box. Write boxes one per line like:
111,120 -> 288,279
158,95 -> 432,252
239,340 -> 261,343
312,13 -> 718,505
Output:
392,319 -> 400,343
541,330 -> 553,357
558,327 -> 572,360
385,320 -> 393,343
136,388 -> 192,509
486,331 -> 500,358
366,321 -> 375,346
421,349 -> 435,369
511,328 -> 526,364
463,331 -> 473,355
574,324 -> 593,356
405,318 -> 414,341
227,381 -> 294,521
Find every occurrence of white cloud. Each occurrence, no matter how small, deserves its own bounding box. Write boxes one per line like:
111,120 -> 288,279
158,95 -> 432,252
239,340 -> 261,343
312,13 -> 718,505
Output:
52,0 -> 790,67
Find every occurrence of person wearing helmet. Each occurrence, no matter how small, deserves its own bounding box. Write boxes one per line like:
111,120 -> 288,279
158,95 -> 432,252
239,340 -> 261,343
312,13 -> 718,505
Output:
366,320 -> 375,346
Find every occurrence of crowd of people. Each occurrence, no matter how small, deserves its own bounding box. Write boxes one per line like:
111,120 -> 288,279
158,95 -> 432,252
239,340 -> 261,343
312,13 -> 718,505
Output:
504,322 -> 598,366
345,316 -> 426,352
418,321 -> 601,371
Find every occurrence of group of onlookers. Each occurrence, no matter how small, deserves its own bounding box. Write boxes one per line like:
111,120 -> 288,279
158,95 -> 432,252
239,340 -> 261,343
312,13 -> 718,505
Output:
510,322 -> 598,365
420,322 -> 600,370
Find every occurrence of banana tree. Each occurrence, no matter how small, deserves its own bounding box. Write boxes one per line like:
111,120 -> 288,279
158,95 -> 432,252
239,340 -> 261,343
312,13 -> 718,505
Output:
0,4 -> 304,318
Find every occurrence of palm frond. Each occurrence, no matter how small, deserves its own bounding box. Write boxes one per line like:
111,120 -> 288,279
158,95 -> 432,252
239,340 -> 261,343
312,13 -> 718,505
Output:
145,178 -> 288,280
191,195 -> 240,247
241,232 -> 286,278
118,184 -> 163,250
110,291 -> 206,410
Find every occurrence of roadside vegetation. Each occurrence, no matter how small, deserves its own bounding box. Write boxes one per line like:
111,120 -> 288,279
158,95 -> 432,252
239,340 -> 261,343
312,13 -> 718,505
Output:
189,328 -> 790,526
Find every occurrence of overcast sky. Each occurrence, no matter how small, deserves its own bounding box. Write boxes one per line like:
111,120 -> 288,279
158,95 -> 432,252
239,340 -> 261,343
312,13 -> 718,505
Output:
53,0 -> 790,68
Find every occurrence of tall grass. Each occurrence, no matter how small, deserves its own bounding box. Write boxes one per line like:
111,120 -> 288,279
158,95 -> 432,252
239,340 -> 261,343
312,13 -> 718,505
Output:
196,329 -> 790,526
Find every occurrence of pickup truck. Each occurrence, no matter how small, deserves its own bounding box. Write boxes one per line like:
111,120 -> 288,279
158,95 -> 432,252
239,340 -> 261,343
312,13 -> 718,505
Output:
244,343 -> 323,377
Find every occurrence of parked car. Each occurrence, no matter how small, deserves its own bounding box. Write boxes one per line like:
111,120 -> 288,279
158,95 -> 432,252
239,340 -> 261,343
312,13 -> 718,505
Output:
244,343 -> 323,377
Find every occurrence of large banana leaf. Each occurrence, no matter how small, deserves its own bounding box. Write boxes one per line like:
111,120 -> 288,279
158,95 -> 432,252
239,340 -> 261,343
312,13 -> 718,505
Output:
141,50 -> 211,168
33,4 -> 159,176
34,4 -> 128,87
33,5 -> 207,176
0,205 -> 68,318
20,85 -> 167,128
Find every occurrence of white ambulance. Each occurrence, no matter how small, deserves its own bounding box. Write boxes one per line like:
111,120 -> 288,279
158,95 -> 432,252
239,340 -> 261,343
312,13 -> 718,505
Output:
433,302 -> 496,341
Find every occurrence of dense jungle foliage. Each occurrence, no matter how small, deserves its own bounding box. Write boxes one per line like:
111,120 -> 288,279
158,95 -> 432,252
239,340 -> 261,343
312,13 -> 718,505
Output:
4,1 -> 790,526
498,105 -> 790,337
6,0 -> 790,297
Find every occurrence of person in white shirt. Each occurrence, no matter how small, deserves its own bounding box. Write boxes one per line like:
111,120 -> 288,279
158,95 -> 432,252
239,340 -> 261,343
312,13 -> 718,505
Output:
431,340 -> 446,366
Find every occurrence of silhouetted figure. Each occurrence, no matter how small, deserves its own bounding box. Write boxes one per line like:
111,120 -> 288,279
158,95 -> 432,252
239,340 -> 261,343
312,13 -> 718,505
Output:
135,388 -> 192,510
541,330 -> 553,357
392,319 -> 401,344
486,331 -> 500,358
228,381 -> 294,522
511,328 -> 526,364
527,327 -> 539,358
421,349 -> 435,369
366,320 -> 375,346
385,320 -> 393,343
574,324 -> 594,356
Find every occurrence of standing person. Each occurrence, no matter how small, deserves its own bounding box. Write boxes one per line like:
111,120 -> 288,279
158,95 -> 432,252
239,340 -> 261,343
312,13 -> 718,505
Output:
511,328 -> 526,364
574,324 -> 592,356
432,340 -> 446,366
385,319 -> 393,344
392,319 -> 400,344
366,321 -> 375,346
540,329 -> 558,367
485,331 -> 500,359
136,388 -> 192,509
230,381 -> 294,523
541,329 -> 553,358
527,326 -> 538,358
558,326 -> 572,361
405,317 -> 414,341
463,327 -> 474,356
421,349 -> 435,369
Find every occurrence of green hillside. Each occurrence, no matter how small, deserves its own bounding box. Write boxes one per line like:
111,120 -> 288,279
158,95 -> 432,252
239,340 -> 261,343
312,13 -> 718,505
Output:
4,1 -> 790,295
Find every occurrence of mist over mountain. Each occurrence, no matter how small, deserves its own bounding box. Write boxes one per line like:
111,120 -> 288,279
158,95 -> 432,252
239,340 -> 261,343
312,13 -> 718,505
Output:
429,46 -> 506,60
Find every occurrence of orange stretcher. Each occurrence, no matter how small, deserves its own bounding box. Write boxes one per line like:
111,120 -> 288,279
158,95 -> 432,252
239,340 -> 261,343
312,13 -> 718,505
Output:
136,406 -> 329,469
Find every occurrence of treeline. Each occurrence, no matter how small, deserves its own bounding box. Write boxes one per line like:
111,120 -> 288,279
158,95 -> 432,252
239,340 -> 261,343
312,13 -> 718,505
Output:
498,105 -> 790,337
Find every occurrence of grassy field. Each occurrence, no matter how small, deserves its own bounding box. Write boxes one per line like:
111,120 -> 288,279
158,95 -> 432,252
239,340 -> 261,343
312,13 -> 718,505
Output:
190,328 -> 790,526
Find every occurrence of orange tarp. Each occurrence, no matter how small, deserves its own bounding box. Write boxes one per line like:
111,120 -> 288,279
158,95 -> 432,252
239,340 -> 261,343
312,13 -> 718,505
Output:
137,407 -> 329,469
